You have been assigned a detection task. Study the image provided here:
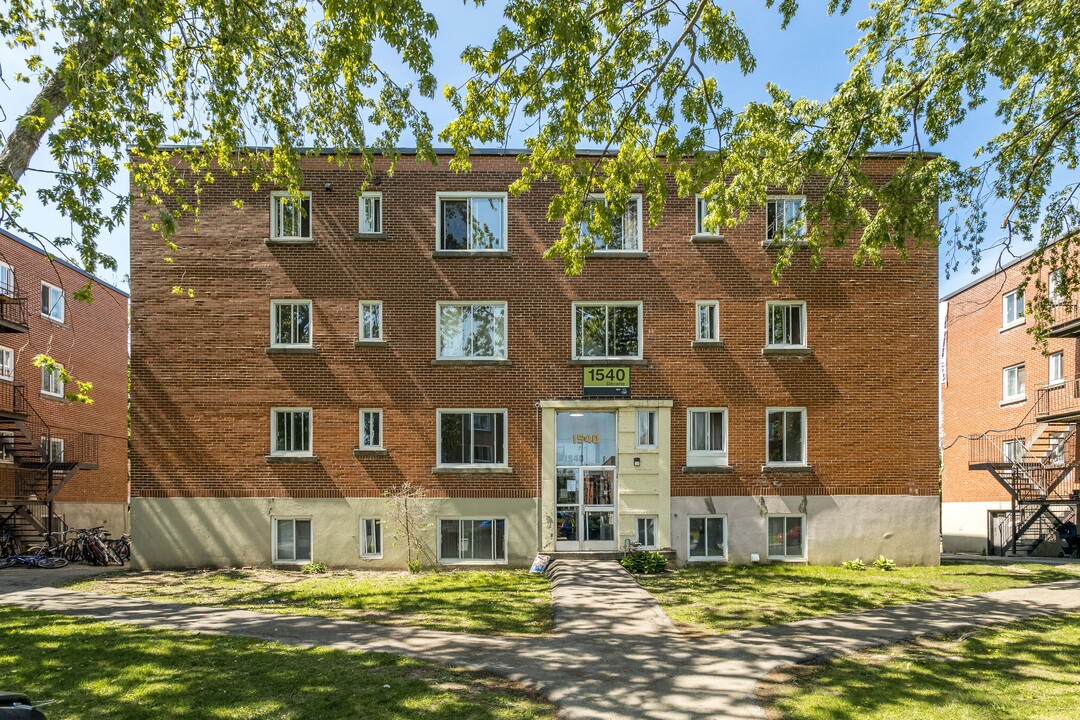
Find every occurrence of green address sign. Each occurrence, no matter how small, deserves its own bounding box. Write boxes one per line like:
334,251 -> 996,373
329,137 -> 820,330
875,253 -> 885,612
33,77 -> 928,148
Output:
583,367 -> 630,397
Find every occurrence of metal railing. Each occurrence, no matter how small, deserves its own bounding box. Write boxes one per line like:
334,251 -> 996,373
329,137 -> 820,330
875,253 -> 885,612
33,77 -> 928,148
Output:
1049,302 -> 1080,330
1036,380 -> 1080,420
0,292 -> 29,329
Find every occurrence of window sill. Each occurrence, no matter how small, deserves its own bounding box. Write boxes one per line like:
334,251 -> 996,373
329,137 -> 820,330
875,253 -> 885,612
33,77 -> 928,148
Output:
1046,381 -> 1065,389
265,455 -> 320,464
354,448 -> 389,457
761,240 -> 809,248
354,232 -> 387,241
568,358 -> 647,366
761,464 -> 813,473
692,340 -> 725,348
355,339 -> 387,347
690,233 -> 725,243
359,554 -> 384,560
40,392 -> 66,402
265,346 -> 318,355
431,250 -> 511,258
272,560 -> 312,566
1000,397 -> 1027,407
688,557 -> 729,563
588,251 -> 649,259
40,314 -> 65,325
438,559 -> 509,566
762,346 -> 811,356
431,358 -> 511,366
431,466 -> 513,474
767,557 -> 807,563
264,237 -> 315,246
999,321 -> 1026,333
682,465 -> 734,474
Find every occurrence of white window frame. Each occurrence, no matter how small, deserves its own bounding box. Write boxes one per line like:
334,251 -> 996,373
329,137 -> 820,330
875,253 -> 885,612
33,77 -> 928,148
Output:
436,516 -> 508,564
360,517 -> 383,558
41,281 -> 64,323
41,363 -> 64,398
0,346 -> 13,381
272,517 -> 312,564
359,301 -> 383,342
765,407 -> 807,467
48,437 -> 64,463
686,408 -> 729,467
0,430 -> 14,463
1049,270 -> 1065,305
695,195 -> 721,236
636,410 -> 658,449
359,408 -> 383,450
688,514 -> 728,561
435,192 -> 508,252
436,409 -> 508,469
1002,363 -> 1026,403
765,301 -> 807,348
767,513 -> 806,560
359,191 -> 383,235
270,407 -> 313,457
0,262 -> 14,296
572,301 -> 643,360
1049,352 -> 1064,387
270,191 -> 313,241
765,195 -> 807,243
636,516 -> 658,549
436,301 -> 508,360
696,300 -> 720,342
1002,288 -> 1025,328
1003,438 -> 1026,464
270,299 -> 313,348
582,193 -> 643,252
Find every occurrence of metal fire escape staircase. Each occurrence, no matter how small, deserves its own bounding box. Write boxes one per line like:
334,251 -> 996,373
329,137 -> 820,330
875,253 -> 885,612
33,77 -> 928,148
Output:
0,280 -> 99,547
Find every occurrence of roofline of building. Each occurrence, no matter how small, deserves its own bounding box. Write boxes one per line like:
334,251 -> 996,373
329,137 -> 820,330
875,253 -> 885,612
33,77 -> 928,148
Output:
938,237 -> 1074,303
0,228 -> 130,298
144,145 -> 941,160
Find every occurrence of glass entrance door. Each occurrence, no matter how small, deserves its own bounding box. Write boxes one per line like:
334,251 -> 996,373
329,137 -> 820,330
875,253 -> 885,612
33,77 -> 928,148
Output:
555,411 -> 617,551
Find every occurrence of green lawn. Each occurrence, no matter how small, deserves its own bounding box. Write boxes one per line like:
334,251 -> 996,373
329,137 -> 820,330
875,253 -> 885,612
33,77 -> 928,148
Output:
66,568 -> 552,636
764,612 -> 1080,720
636,562 -> 1080,634
0,607 -> 554,720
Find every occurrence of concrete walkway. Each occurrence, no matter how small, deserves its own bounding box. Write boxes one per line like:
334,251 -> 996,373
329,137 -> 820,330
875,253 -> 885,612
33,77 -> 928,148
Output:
2,561 -> 1080,719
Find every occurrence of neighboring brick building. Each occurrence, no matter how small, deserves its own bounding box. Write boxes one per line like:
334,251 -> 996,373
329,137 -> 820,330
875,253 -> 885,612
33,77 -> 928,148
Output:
941,251 -> 1080,555
130,150 -> 939,569
0,228 -> 130,544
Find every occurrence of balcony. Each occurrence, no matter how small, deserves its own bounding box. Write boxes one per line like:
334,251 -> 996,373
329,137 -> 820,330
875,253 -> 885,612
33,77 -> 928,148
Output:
0,291 -> 29,333
1036,380 -> 1080,422
1047,302 -> 1080,338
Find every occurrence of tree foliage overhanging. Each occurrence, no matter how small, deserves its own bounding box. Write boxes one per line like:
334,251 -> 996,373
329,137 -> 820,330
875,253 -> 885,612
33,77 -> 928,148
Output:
0,0 -> 1077,333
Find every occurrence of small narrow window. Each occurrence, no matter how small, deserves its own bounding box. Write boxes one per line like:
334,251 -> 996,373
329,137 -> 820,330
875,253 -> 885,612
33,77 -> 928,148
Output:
636,410 -> 657,449
0,430 -> 14,463
767,515 -> 804,559
1003,363 -> 1026,402
0,346 -> 13,381
275,518 -> 312,562
1049,270 -> 1065,304
766,301 -> 806,348
41,363 -> 64,398
0,263 -> 14,297
48,438 -> 64,462
695,196 -> 711,235
636,516 -> 657,549
766,408 -> 806,466
688,516 -> 726,560
271,300 -> 312,347
359,192 -> 382,234
270,192 -> 312,240
1003,289 -> 1025,327
360,301 -> 383,341
765,197 -> 805,243
271,408 -> 312,456
1049,352 -> 1064,386
360,518 -> 382,557
359,409 -> 383,450
41,282 -> 64,323
696,301 -> 719,342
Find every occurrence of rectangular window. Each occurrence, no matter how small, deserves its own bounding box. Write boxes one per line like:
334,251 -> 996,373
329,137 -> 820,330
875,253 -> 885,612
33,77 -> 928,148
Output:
573,302 -> 642,359
438,518 -> 506,562
360,301 -> 383,341
1003,289 -> 1025,327
41,363 -> 64,398
765,197 -> 805,242
766,408 -> 806,466
359,409 -> 383,450
437,194 -> 506,251
582,194 -> 642,251
1048,433 -> 1066,465
359,192 -> 382,234
0,346 -> 12,381
274,518 -> 312,563
688,516 -> 726,560
360,518 -> 382,558
271,300 -> 312,347
636,410 -> 657,449
1004,438 -> 1025,464
41,282 -> 64,323
636,516 -> 657,549
687,408 -> 728,466
767,515 -> 805,559
438,410 -> 506,467
695,196 -> 716,235
1049,270 -> 1065,304
271,408 -> 312,456
270,192 -> 312,240
0,263 -> 14,296
47,438 -> 64,463
1003,363 -> 1026,402
0,430 -> 13,463
1049,352 -> 1064,386
437,302 -> 507,359
696,301 -> 719,342
766,301 -> 806,348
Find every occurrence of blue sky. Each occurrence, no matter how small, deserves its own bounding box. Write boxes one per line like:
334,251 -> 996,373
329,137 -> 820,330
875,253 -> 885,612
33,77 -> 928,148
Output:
0,2 -> 1018,295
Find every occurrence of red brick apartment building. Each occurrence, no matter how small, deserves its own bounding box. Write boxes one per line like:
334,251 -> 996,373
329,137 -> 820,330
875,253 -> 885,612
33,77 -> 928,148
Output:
941,250 -> 1080,555
0,228 -> 130,545
130,150 -> 939,569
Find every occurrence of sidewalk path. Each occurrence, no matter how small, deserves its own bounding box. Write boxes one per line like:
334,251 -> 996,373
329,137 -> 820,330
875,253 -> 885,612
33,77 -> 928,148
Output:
2,561 -> 1079,719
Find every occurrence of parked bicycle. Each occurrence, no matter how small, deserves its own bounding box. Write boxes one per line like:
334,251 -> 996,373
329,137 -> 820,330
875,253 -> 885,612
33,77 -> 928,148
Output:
0,552 -> 68,569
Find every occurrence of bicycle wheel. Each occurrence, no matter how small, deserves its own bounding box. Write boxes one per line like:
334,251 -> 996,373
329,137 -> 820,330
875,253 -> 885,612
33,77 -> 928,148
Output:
32,556 -> 69,569
0,557 -> 16,569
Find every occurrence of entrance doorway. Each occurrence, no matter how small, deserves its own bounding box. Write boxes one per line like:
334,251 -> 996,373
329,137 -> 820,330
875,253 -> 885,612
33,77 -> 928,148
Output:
555,411 -> 617,551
